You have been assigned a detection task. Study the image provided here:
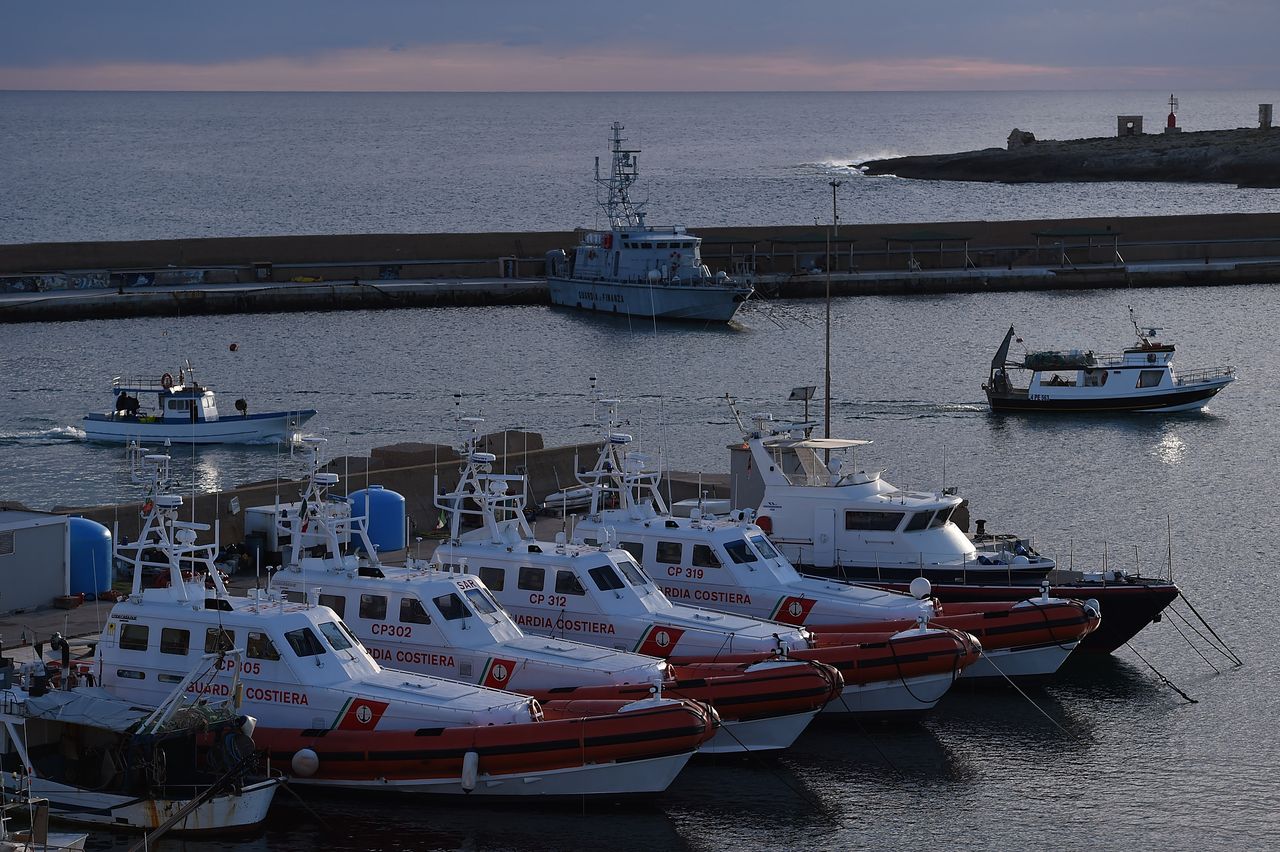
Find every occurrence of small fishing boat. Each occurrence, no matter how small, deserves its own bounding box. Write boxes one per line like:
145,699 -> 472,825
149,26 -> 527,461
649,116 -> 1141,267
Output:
82,361 -> 315,444
544,122 -> 753,322
983,312 -> 1235,413
263,436 -> 841,753
0,646 -> 278,834
93,452 -> 717,798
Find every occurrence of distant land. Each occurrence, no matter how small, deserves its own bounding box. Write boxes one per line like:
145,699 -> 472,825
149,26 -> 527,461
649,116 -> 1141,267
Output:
859,127 -> 1280,188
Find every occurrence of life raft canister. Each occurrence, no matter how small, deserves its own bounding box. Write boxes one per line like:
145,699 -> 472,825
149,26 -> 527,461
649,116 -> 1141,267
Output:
602,233 -> 613,250
756,515 -> 772,534
160,372 -> 174,389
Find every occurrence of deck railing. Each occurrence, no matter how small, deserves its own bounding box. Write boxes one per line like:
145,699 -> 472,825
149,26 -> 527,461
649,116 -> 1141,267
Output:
1174,366 -> 1236,384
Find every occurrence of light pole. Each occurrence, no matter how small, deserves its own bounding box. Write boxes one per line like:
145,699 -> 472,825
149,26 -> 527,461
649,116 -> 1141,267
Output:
825,180 -> 842,443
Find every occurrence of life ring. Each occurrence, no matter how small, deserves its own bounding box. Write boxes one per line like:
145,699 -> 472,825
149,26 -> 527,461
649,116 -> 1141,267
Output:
602,234 -> 613,249
160,372 -> 174,389
670,251 -> 681,261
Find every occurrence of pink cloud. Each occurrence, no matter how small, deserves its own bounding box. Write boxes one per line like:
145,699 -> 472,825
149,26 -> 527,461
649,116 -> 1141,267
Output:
0,44 -> 1209,91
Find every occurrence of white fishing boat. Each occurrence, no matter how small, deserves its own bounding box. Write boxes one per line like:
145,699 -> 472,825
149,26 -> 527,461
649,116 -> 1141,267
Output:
92,451 -> 716,797
0,649 -> 278,834
261,439 -> 841,753
544,122 -> 752,322
983,311 -> 1235,413
82,361 -> 315,444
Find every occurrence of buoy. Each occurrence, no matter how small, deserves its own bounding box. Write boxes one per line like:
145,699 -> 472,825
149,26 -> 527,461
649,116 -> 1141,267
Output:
461,750 -> 479,792
291,748 -> 320,777
230,342 -> 238,352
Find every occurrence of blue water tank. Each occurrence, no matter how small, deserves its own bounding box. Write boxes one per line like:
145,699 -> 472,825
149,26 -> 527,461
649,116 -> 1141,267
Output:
349,485 -> 406,553
69,517 -> 112,595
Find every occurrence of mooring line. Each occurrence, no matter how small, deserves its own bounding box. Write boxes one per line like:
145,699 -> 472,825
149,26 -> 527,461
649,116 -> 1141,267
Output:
1175,592 -> 1243,666
981,654 -> 1078,740
1124,641 -> 1198,704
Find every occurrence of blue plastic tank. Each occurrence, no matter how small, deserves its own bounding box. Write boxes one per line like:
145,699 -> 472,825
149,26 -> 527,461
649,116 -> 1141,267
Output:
69,517 -> 113,595
348,485 -> 406,553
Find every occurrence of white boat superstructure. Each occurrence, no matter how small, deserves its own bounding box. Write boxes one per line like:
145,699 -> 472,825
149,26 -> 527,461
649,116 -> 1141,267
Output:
82,360 -> 315,444
726,403 -> 1054,583
92,451 -> 716,796
544,122 -> 752,322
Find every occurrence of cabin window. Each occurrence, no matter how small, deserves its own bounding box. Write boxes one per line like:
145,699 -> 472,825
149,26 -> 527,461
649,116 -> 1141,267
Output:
463,588 -> 499,615
400,597 -> 432,624
246,631 -> 281,661
434,593 -> 470,621
929,507 -> 955,529
160,627 -> 190,655
845,511 -> 903,531
318,621 -> 353,651
616,557 -> 650,587
158,673 -> 183,684
359,594 -> 387,621
642,242 -> 653,249
284,627 -> 327,658
619,541 -> 644,562
903,512 -> 933,533
0,531 -> 13,556
119,624 -> 149,652
722,540 -> 754,564
478,566 -> 505,591
318,593 -> 346,618
655,541 -> 682,564
518,566 -> 545,591
116,669 -> 145,680
589,564 -> 626,591
555,569 -> 586,596
205,627 -> 235,653
692,544 -> 721,568
749,534 -> 780,560
1138,369 -> 1164,388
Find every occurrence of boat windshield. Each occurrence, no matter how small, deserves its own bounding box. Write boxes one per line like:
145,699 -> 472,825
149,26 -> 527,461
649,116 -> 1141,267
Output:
318,621 -> 352,651
723,539 -> 757,564
463,587 -> 500,617
284,626 -> 327,658
615,556 -> 651,587
748,534 -> 780,560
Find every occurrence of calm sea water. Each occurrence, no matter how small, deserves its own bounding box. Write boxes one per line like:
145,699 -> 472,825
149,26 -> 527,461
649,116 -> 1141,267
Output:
1,92 -> 1278,850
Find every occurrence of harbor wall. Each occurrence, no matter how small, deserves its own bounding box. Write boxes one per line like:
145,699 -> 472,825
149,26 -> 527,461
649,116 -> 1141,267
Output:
6,212 -> 1280,281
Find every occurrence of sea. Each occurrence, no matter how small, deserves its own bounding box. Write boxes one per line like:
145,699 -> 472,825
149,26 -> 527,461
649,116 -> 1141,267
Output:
1,91 -> 1278,850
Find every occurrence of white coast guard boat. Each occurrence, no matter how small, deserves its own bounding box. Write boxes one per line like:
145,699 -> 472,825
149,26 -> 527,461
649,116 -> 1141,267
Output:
262,441 -> 840,753
425,422 -> 986,712
82,362 -> 315,444
983,311 -> 1235,413
572,402 -> 1097,681
544,122 -> 752,322
92,452 -> 716,797
0,648 -> 278,834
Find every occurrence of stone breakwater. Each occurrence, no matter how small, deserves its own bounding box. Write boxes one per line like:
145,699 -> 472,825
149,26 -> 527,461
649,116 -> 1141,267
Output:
860,127 -> 1280,187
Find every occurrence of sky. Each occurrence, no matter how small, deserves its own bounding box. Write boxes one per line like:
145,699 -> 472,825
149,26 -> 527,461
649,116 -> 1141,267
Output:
1,1 -> 1277,91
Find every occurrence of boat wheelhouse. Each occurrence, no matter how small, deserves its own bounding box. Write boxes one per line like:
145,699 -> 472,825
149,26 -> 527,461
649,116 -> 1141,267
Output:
83,362 -> 315,444
93,452 -> 717,797
983,313 -> 1235,413
544,122 -> 752,322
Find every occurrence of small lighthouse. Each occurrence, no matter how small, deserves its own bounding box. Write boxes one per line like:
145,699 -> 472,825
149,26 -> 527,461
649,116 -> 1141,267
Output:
1165,93 -> 1182,134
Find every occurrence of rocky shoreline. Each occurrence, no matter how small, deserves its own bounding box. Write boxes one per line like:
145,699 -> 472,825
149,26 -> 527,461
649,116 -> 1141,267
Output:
860,127 -> 1280,187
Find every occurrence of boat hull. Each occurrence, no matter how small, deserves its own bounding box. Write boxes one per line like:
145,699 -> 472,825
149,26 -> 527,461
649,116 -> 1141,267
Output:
985,381 -> 1229,413
254,698 -> 716,796
82,409 -> 316,444
547,276 -> 750,322
6,777 -> 278,833
870,578 -> 1179,654
820,670 -> 961,715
